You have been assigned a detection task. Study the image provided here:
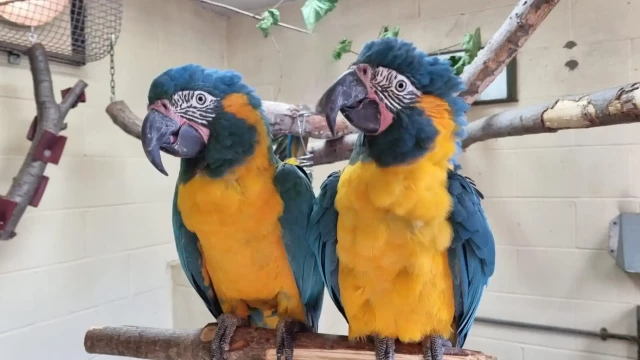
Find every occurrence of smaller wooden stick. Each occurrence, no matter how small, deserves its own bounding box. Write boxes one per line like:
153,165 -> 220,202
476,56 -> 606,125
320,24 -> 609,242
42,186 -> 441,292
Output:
0,43 -> 87,240
84,324 -> 496,360
459,0 -> 560,104
105,100 -> 354,141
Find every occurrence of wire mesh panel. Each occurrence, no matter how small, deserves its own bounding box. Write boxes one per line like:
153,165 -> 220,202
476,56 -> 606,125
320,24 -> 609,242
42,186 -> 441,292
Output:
0,0 -> 123,66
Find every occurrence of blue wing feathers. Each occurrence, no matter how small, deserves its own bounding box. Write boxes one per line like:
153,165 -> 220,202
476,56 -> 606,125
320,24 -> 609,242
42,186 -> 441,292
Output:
447,171 -> 496,348
307,171 -> 346,321
172,187 -> 223,319
274,163 -> 325,331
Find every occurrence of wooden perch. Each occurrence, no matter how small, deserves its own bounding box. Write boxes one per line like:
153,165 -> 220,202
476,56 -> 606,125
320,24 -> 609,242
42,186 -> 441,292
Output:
0,43 -> 87,240
106,100 -> 355,141
459,0 -> 560,104
84,324 -> 496,360
462,82 -> 640,148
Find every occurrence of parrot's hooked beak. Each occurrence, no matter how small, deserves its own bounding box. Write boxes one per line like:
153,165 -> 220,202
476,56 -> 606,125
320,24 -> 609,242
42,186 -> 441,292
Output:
316,64 -> 393,136
141,100 -> 208,176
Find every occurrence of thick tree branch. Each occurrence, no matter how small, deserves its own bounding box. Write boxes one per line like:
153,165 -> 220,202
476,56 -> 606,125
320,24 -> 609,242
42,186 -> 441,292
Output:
106,100 -> 355,141
84,324 -> 495,360
459,0 -> 560,104
462,82 -> 640,148
0,43 -> 87,240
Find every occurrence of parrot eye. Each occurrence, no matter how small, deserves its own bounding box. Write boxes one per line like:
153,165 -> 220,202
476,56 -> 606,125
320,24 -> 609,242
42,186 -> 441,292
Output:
370,66 -> 421,112
171,90 -> 219,125
195,93 -> 207,105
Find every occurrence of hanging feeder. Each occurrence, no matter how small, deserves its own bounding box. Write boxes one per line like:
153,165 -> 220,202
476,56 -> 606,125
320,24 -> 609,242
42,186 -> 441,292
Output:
0,0 -> 123,66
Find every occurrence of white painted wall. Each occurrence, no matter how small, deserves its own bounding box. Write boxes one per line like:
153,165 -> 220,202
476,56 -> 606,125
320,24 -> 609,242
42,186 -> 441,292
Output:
0,0 -> 226,358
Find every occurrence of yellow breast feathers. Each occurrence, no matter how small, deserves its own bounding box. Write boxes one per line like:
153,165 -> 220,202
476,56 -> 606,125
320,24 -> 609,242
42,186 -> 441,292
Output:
176,94 -> 306,328
335,95 -> 458,342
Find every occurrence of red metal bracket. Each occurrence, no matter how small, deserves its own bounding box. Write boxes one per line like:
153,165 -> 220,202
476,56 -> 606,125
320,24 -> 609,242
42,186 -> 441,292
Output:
26,116 -> 37,141
60,87 -> 86,109
32,131 -> 67,165
29,175 -> 49,208
0,196 -> 17,232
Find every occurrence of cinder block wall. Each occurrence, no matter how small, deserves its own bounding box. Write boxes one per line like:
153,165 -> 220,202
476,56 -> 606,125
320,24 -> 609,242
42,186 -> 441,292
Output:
0,0 -> 226,358
190,0 -> 636,359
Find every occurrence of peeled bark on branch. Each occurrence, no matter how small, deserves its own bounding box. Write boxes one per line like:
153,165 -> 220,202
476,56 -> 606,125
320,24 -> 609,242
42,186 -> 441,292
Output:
0,43 -> 87,240
462,82 -> 640,148
84,324 -> 496,360
459,0 -> 560,104
106,100 -> 355,141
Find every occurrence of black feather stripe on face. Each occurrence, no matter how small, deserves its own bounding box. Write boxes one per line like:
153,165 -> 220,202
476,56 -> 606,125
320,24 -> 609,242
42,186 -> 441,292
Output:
171,90 -> 219,125
370,66 -> 421,113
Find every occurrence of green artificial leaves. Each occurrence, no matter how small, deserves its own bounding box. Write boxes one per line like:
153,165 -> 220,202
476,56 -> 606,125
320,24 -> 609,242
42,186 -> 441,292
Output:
256,8 -> 281,38
332,39 -> 353,61
448,27 -> 482,76
301,0 -> 338,31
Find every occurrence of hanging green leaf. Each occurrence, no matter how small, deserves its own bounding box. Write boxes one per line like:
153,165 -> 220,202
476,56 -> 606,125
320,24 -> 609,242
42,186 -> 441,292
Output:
461,27 -> 481,61
301,0 -> 338,31
256,8 -> 280,38
332,38 -> 353,61
378,25 -> 400,39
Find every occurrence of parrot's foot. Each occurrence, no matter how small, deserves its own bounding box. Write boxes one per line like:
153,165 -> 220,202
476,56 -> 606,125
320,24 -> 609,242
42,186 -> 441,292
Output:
211,314 -> 247,360
374,336 -> 396,360
275,318 -> 306,360
422,335 -> 451,360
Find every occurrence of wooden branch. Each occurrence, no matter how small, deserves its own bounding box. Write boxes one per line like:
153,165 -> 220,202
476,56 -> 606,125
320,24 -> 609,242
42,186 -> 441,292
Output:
106,100 -> 355,141
0,43 -> 87,240
84,324 -> 496,360
458,0 -> 560,104
462,82 -> 640,148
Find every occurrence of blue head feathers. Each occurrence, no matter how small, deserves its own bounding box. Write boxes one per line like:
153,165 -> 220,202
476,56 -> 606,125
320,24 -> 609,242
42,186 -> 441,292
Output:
142,64 -> 266,180
353,37 -> 470,168
147,64 -> 262,110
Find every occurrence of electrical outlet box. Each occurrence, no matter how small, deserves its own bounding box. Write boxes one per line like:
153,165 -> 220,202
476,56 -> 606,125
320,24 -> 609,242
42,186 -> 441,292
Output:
608,212 -> 640,273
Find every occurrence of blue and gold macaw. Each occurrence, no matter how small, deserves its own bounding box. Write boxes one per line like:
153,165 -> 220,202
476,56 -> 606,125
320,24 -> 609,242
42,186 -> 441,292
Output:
139,64 -> 324,360
309,38 -> 496,360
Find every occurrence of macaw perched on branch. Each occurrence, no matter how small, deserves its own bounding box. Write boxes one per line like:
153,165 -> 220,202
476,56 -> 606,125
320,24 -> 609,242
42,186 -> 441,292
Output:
310,38 -> 496,360
139,64 -> 324,360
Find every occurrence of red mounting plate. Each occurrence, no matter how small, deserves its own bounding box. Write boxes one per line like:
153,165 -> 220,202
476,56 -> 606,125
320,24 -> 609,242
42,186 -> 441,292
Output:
26,116 -> 37,141
0,196 -> 18,231
32,131 -> 67,165
60,87 -> 87,109
30,175 -> 49,208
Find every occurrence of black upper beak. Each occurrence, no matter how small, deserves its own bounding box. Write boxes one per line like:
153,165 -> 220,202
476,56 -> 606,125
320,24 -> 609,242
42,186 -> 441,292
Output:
316,68 -> 368,136
141,110 -> 206,176
316,68 -> 382,135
